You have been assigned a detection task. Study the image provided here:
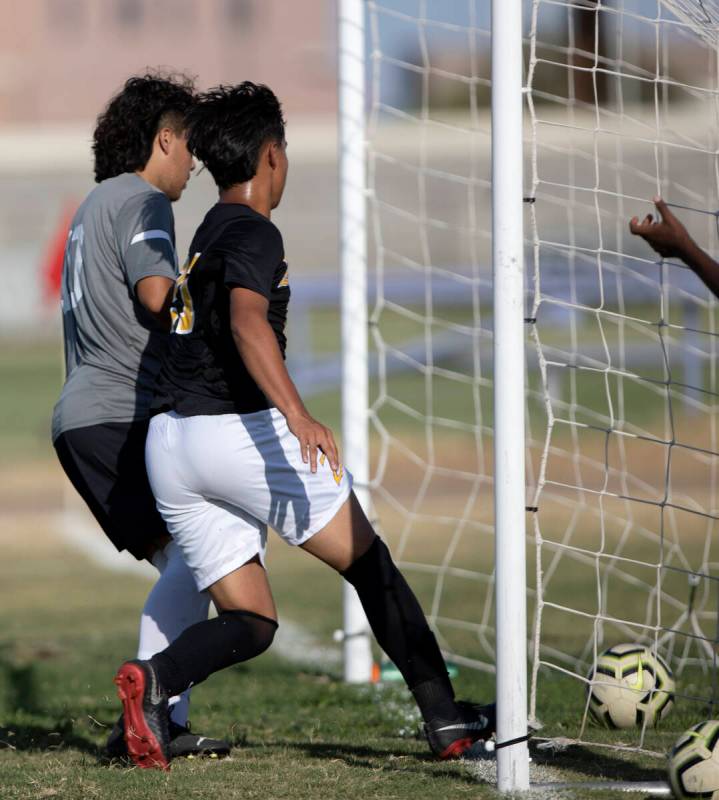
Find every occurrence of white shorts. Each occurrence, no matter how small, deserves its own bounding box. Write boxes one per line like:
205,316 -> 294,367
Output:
146,409 -> 353,591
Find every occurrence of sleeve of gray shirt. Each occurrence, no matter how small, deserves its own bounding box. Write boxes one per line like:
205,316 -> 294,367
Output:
115,190 -> 178,296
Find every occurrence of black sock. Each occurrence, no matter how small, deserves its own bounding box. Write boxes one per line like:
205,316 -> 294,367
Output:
410,677 -> 459,722
149,610 -> 277,698
341,537 -> 455,721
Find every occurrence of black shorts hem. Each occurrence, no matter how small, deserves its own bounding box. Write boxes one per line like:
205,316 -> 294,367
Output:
54,420 -> 168,560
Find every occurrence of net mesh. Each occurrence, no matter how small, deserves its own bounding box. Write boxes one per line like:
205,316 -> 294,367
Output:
366,0 -> 719,755
659,0 -> 719,46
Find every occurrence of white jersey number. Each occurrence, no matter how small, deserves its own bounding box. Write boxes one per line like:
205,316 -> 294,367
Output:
61,224 -> 85,312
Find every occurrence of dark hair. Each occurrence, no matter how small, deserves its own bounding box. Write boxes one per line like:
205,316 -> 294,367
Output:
93,71 -> 196,183
187,82 -> 286,190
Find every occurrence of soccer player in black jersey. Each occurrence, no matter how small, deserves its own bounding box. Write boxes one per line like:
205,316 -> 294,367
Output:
114,82 -> 495,770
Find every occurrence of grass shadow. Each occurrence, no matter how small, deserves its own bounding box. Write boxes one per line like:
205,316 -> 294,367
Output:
0,645 -> 41,714
0,721 -> 100,757
533,742 -> 666,783
271,739 -> 479,783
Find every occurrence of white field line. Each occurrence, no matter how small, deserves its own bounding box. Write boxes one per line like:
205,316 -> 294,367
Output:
466,758 -> 671,797
58,508 -> 156,579
56,503 -> 341,670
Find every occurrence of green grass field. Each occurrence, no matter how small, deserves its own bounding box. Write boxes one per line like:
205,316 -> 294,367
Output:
0,507 -> 496,800
1,330 -> 713,798
0,477 -> 672,800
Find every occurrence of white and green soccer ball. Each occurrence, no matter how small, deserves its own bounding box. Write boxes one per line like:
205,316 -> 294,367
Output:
586,643 -> 675,729
669,720 -> 719,800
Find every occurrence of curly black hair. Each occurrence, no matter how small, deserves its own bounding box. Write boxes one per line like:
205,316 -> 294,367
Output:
93,71 -> 196,183
186,82 -> 286,191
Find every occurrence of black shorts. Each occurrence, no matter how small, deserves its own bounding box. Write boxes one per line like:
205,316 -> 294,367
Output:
54,420 -> 169,560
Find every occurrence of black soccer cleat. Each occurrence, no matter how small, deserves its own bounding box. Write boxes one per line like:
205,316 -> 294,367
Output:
106,716 -> 231,761
167,721 -> 231,759
114,660 -> 170,770
424,700 -> 497,759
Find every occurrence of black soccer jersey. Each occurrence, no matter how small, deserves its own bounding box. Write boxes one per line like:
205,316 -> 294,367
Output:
152,202 -> 290,416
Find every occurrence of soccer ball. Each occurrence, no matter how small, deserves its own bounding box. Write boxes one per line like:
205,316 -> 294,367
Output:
586,643 -> 674,729
669,721 -> 719,800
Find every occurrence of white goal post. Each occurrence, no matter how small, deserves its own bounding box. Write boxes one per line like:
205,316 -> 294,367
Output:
339,0 -> 374,685
491,0 -> 531,790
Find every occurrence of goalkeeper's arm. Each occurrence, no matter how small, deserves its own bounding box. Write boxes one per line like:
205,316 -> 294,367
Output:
630,197 -> 719,300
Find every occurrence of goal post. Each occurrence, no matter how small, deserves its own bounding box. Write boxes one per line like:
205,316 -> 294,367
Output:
339,0 -> 374,684
491,0 -> 530,791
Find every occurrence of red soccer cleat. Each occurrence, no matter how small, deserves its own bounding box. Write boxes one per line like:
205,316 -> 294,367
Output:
114,660 -> 171,770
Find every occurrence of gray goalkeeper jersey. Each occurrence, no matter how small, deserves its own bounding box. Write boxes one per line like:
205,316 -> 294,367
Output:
51,173 -> 178,441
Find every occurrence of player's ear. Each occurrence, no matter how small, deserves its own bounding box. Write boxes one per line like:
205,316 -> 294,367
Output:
267,141 -> 278,170
157,127 -> 173,156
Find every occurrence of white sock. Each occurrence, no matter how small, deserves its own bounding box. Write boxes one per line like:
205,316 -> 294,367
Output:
138,540 -> 210,727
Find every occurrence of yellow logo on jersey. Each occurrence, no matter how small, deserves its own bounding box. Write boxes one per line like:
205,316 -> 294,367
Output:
171,252 -> 201,334
278,261 -> 289,288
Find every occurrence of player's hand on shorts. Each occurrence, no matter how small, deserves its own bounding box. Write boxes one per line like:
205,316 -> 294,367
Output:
629,197 -> 692,259
286,409 -> 340,474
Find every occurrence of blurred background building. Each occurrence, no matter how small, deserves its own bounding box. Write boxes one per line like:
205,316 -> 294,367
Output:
0,0 -> 340,335
0,0 -> 337,123
1,0 -> 703,335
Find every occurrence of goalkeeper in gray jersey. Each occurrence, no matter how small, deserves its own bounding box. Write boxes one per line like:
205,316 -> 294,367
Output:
51,73 -> 228,760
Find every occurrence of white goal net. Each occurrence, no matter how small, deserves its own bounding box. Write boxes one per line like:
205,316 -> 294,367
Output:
365,0 -> 719,757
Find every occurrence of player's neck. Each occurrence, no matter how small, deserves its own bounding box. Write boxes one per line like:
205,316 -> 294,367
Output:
219,183 -> 271,219
136,166 -> 167,198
